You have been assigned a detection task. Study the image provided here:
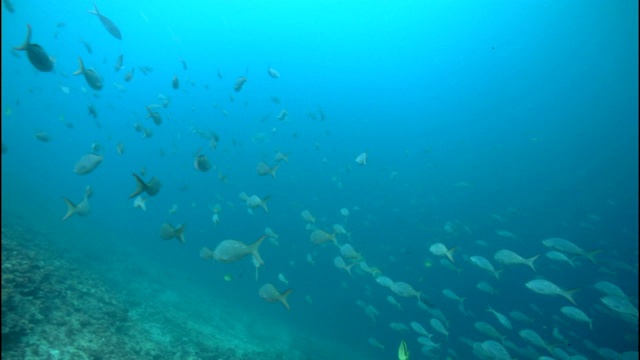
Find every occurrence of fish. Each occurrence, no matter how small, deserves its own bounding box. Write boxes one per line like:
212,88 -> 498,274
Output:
3,0 -> 15,13
256,162 -> 280,178
391,281 -> 421,303
387,295 -> 403,310
355,152 -> 367,165
116,142 -> 125,155
429,318 -> 449,340
179,57 -> 187,70
518,329 -> 553,354
267,66 -> 280,78
200,236 -> 266,264
276,109 -> 288,121
114,54 -> 123,72
172,75 -> 179,89
410,321 -> 431,337
494,249 -> 540,272
542,237 -> 602,264
470,255 -> 502,279
88,104 -> 98,118
278,273 -> 289,285
486,306 -> 512,330
79,38 -> 92,54
368,337 -> 384,350
61,186 -> 92,220
159,223 -> 186,244
429,243 -> 457,263
145,106 -> 162,125
333,256 -> 356,276
139,66 -> 153,75
545,251 -> 575,267
309,229 -> 337,246
35,131 -> 51,142
73,57 -> 103,90
560,306 -> 593,329
128,173 -> 161,198
133,195 -> 147,211
300,210 -> 316,223
233,76 -> 247,92
274,152 -> 289,162
339,243 -> 361,260
375,275 -> 394,288
600,295 -> 639,322
476,340 -> 511,360
74,153 -> 103,175
14,24 -> 54,72
194,153 -> 211,172
473,321 -> 505,342
258,283 -> 292,310
239,192 -> 270,213
88,2 -> 122,39
123,68 -> 134,82
525,279 -> 578,305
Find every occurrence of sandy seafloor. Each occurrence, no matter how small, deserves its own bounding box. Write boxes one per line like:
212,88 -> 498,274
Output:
1,210 -> 369,360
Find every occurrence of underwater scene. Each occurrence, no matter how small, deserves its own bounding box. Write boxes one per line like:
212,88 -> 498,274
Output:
1,1 -> 638,359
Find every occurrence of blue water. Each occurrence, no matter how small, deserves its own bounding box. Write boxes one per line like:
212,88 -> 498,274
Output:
2,1 -> 638,359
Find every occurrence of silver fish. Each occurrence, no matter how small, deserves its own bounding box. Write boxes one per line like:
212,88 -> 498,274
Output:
88,2 -> 122,39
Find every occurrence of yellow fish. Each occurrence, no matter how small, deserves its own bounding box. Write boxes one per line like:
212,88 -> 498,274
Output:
398,339 -> 409,360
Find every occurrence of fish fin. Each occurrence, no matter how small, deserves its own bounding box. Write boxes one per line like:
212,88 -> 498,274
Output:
249,235 -> 267,265
87,2 -> 99,15
14,24 -> 32,51
270,163 -> 280,179
280,289 -> 293,310
585,249 -> 603,264
260,196 -> 271,213
72,57 -> 85,76
527,254 -> 541,272
446,246 -> 457,263
563,288 -> 580,305
128,173 -> 147,198
199,247 -> 214,259
62,197 -> 77,221
176,224 -> 186,243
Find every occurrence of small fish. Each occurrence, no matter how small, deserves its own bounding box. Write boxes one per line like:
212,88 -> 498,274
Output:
429,243 -> 457,263
133,195 -> 147,211
233,76 -> 247,92
116,142 -> 125,155
270,96 -> 281,104
123,68 -> 134,82
274,151 -> 289,162
128,173 -> 161,198
301,210 -> 316,223
278,273 -> 289,285
114,54 -> 123,72
267,66 -> 280,78
258,283 -> 292,310
14,24 -> 54,72
3,0 -> 15,13
256,162 -> 280,178
179,57 -> 187,70
238,192 -> 270,213
194,153 -> 211,172
62,186 -> 92,220
276,109 -> 288,121
172,75 -> 179,89
79,38 -> 92,54
310,229 -> 337,246
145,106 -> 162,125
525,279 -> 578,305
74,153 -> 103,175
35,131 -> 51,142
88,104 -> 98,118
138,66 -> 153,75
159,223 -> 186,244
73,57 -> 103,90
355,152 -> 367,165
200,236 -> 266,264
88,2 -> 122,39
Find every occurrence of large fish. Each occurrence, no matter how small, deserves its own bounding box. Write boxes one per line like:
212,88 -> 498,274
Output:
73,57 -> 103,90
14,24 -> 54,72
88,2 -> 122,40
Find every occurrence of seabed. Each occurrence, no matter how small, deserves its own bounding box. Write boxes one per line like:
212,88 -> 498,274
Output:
1,211 -> 366,360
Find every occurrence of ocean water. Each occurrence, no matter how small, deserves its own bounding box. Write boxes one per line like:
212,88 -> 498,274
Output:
1,1 -> 638,359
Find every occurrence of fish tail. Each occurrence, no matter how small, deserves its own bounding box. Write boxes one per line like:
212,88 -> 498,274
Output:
73,57 -> 85,76
249,235 -> 267,265
494,269 -> 503,280
584,249 -> 603,264
279,289 -> 293,310
270,164 -> 280,179
62,197 -> 77,221
563,288 -> 579,305
446,246 -> 458,263
260,196 -> 271,213
14,24 -> 32,51
176,224 -> 186,243
128,173 -> 147,198
527,254 -> 541,272
88,2 -> 99,15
